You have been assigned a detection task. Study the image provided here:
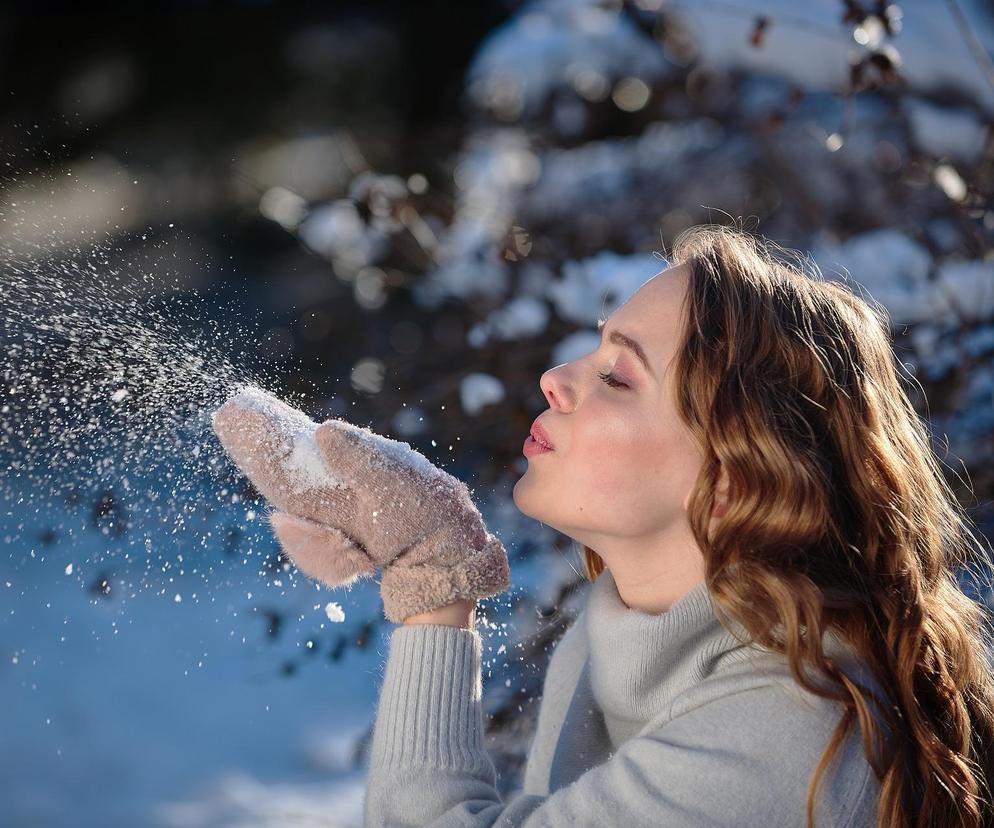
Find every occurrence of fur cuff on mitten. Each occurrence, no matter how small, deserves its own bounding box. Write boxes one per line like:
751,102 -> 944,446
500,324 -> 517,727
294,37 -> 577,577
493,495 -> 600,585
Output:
379,532 -> 510,623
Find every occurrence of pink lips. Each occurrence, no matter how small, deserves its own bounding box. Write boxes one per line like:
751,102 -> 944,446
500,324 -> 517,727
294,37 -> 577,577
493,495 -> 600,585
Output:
523,435 -> 552,457
530,419 -> 555,450
523,419 -> 555,457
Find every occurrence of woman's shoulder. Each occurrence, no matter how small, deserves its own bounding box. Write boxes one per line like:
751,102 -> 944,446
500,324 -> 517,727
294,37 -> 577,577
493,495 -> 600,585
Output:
635,655 -> 884,828
664,628 -> 895,773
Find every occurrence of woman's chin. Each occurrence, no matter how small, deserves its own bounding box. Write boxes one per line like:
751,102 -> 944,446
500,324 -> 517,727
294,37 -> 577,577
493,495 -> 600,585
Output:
510,481 -> 525,510
511,479 -> 539,517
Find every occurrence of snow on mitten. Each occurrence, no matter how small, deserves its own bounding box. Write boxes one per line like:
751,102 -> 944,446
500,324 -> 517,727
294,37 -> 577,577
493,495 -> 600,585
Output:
211,386 -> 375,589
211,385 -> 510,622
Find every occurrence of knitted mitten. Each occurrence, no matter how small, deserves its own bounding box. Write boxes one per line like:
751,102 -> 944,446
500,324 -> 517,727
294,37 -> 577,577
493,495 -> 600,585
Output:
211,386 -> 509,623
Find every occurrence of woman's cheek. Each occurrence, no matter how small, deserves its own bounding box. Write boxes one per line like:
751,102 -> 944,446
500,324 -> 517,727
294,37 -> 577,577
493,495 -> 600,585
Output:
578,423 -> 643,486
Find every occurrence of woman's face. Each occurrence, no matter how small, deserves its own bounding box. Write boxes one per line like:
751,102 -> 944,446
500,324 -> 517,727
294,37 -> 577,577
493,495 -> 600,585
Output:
513,263 -> 709,551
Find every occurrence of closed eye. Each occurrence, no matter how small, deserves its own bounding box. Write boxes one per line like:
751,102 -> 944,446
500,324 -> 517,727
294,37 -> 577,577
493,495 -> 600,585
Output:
597,370 -> 628,390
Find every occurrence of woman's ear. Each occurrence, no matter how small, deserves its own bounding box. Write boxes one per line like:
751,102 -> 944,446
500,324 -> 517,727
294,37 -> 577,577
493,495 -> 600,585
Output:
711,465 -> 730,520
682,464 -> 730,516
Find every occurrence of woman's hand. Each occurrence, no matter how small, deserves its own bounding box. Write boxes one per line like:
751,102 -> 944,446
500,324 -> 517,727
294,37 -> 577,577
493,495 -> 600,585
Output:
211,386 -> 510,623
402,597 -> 477,629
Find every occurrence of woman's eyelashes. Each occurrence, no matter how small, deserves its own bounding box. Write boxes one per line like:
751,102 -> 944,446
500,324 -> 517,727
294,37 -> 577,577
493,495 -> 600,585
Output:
596,369 -> 628,390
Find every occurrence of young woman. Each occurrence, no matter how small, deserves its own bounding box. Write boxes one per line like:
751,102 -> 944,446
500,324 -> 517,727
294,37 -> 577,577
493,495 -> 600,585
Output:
212,223 -> 994,827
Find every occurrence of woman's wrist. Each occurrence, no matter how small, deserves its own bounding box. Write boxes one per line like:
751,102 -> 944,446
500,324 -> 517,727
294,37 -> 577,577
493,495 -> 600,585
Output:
402,597 -> 477,629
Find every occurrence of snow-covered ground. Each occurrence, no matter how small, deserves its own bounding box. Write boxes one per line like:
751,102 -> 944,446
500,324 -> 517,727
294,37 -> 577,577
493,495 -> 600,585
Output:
1,472 -> 380,827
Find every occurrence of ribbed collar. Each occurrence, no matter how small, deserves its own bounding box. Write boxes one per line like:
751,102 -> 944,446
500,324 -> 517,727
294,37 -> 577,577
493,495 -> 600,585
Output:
584,567 -> 753,740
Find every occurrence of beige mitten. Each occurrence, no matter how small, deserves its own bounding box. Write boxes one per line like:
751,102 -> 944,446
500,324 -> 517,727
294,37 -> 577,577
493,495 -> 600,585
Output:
211,386 -> 510,623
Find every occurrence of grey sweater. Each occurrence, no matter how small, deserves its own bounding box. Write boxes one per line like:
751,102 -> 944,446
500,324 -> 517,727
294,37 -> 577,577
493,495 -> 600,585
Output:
364,568 -> 891,826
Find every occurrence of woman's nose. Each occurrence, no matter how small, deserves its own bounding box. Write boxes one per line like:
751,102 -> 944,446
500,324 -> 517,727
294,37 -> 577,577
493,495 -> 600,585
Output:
540,365 -> 573,411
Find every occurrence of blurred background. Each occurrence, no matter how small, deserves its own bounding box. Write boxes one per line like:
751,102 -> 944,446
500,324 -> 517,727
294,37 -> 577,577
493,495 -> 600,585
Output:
2,1 -> 993,825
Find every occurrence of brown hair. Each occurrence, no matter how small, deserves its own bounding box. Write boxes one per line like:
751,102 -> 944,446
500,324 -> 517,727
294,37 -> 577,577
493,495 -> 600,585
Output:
578,223 -> 994,827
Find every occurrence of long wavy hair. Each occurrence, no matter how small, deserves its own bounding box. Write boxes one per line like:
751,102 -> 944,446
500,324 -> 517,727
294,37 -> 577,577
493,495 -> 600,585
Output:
578,223 -> 994,827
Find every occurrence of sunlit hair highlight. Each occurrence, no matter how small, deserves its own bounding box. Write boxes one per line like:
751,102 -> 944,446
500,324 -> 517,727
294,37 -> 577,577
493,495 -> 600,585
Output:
578,222 -> 994,827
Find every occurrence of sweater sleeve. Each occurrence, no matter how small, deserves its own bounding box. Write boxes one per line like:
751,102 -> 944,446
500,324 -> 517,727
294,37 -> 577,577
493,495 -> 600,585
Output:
363,623 -> 879,828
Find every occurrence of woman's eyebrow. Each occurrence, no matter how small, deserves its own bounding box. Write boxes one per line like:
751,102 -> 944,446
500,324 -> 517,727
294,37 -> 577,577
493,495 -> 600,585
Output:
597,318 -> 656,379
